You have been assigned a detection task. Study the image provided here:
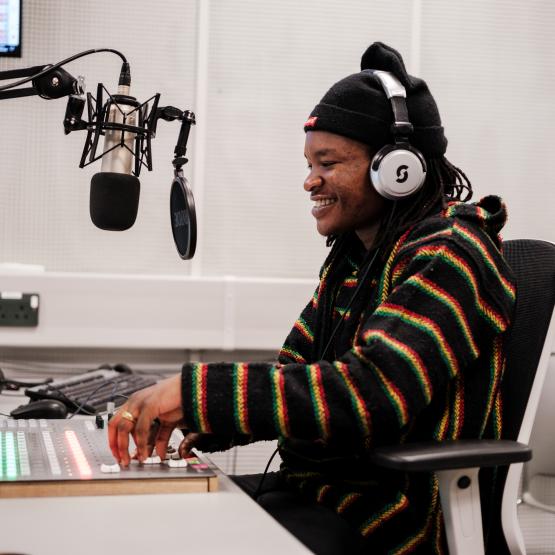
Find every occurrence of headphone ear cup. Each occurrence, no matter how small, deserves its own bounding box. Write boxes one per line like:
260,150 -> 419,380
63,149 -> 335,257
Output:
370,145 -> 427,200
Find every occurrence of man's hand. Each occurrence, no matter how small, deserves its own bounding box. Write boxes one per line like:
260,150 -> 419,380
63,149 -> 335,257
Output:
108,374 -> 183,466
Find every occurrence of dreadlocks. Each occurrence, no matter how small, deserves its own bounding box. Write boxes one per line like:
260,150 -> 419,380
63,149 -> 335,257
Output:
318,156 -> 473,360
374,156 -> 473,254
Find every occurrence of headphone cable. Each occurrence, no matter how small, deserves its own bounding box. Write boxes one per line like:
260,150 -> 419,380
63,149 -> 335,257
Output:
254,203 -> 397,500
254,446 -> 280,500
320,201 -> 397,360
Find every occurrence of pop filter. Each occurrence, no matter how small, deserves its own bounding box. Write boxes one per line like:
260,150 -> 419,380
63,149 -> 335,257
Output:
170,173 -> 196,260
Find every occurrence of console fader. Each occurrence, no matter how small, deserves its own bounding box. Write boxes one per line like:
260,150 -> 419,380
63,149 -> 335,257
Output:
0,417 -> 217,498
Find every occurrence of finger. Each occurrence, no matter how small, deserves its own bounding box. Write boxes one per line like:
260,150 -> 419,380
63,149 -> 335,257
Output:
154,423 -> 175,460
116,419 -> 135,467
146,418 -> 161,452
115,409 -> 138,467
178,433 -> 200,458
113,387 -> 155,463
134,404 -> 158,461
107,412 -> 120,461
108,386 -> 153,461
108,408 -> 127,461
130,430 -> 144,460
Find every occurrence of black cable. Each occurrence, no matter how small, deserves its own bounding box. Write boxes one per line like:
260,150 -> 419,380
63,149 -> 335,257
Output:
6,377 -> 52,388
1,365 -> 134,419
0,367 -> 53,392
253,249 -> 380,496
319,202 -> 398,361
254,447 -> 280,499
0,48 -> 128,92
31,374 -> 123,418
319,246 -> 381,361
0,377 -> 53,391
250,241 -> 382,496
110,393 -> 130,402
43,384 -> 96,416
254,205 -> 399,496
65,375 -> 128,418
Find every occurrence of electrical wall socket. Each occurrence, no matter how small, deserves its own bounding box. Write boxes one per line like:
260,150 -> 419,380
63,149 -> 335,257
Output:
0,292 -> 39,327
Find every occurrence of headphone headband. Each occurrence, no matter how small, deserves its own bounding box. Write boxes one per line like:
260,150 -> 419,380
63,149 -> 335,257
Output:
367,70 -> 406,99
364,70 -> 413,139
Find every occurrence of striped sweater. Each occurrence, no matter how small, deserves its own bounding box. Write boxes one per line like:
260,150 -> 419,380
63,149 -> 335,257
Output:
180,196 -> 516,553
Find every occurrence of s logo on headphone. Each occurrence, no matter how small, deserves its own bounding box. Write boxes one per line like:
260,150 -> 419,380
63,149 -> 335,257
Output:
396,165 -> 409,184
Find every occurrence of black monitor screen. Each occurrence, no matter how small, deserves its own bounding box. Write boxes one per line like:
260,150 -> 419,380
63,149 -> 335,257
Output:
0,0 -> 21,57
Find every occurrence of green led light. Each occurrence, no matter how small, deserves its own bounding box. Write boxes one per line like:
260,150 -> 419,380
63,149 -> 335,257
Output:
5,432 -> 18,479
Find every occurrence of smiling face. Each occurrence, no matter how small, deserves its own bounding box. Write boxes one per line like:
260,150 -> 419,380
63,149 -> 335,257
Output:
304,130 -> 388,249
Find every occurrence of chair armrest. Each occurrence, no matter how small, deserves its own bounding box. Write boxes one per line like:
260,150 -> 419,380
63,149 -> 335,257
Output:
370,439 -> 532,472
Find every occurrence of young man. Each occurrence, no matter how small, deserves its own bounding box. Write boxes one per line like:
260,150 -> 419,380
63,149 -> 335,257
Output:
108,42 -> 515,554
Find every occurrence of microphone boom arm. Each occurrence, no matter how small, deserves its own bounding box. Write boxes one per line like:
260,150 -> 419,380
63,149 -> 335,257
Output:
0,65 -> 84,100
0,53 -> 195,177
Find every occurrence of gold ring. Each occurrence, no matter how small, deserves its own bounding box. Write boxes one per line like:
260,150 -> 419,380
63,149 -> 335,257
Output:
120,410 -> 137,424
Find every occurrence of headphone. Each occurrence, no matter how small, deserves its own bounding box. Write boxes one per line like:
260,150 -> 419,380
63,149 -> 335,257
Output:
365,70 -> 427,200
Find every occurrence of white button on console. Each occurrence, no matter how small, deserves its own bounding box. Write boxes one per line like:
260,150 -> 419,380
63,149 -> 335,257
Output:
167,458 -> 188,468
143,456 -> 161,465
100,463 -> 121,473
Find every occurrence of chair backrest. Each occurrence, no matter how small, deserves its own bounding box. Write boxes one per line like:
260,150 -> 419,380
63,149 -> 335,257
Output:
485,239 -> 555,553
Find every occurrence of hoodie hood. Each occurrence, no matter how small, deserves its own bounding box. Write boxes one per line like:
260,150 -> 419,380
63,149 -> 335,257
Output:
442,195 -> 508,248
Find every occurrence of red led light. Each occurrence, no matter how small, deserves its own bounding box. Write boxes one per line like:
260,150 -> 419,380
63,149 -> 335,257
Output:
65,430 -> 92,478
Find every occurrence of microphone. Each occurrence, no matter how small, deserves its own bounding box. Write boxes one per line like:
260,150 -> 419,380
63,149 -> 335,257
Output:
90,62 -> 141,231
2,48 -> 198,256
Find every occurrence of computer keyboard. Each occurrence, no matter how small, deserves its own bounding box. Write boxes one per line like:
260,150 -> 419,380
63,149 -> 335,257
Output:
25,368 -> 157,414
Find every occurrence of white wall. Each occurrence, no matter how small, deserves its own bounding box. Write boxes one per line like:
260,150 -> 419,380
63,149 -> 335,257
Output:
0,0 -> 554,355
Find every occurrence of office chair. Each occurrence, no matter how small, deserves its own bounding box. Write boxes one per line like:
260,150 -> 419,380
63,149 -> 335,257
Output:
518,355 -> 555,553
370,239 -> 555,555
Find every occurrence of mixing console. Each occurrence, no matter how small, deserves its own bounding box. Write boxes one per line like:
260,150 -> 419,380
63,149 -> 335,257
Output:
0,416 -> 217,497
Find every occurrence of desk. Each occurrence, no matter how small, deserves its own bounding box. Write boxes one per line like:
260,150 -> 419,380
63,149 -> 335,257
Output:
0,391 -> 311,555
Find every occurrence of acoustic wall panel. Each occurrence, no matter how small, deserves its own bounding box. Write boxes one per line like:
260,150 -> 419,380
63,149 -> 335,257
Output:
201,0 -> 414,278
419,0 -> 555,243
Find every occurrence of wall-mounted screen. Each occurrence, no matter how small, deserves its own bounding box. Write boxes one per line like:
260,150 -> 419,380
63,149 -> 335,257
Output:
0,0 -> 21,57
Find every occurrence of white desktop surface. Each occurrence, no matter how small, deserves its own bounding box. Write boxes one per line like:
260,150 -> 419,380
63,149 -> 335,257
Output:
0,392 -> 311,555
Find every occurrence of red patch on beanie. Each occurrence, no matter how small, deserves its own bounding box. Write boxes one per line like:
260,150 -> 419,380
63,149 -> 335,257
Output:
304,116 -> 318,128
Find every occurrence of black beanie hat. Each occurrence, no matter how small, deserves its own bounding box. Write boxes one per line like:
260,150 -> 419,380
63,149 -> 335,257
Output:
304,42 -> 447,157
